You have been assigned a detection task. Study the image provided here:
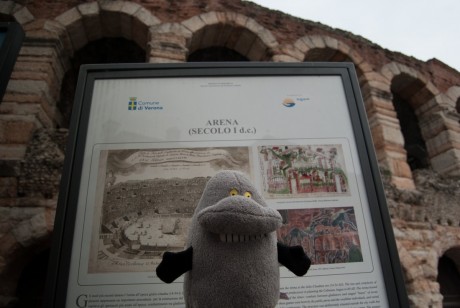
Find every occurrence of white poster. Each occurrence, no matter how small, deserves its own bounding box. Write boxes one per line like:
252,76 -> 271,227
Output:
65,75 -> 389,307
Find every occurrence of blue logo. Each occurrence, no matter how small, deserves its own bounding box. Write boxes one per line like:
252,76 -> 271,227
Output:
128,97 -> 137,110
282,98 -> 296,107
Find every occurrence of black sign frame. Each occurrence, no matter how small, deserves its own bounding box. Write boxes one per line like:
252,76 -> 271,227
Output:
45,62 -> 409,307
0,22 -> 24,102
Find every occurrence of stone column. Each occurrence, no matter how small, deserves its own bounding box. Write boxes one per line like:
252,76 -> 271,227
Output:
148,23 -> 190,63
361,79 -> 415,190
419,102 -> 460,176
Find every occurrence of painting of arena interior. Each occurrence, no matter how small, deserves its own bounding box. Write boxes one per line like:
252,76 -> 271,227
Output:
88,147 -> 250,273
277,207 -> 363,265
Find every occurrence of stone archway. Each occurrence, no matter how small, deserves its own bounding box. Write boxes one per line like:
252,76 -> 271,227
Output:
288,35 -> 371,83
390,73 -> 430,170
437,246 -> 460,306
183,12 -> 279,62
54,1 -> 159,57
58,37 -> 146,127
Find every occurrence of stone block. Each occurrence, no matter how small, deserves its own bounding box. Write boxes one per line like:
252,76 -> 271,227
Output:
120,2 -> 142,40
44,20 -> 74,57
425,130 -> 458,157
148,57 -> 183,63
391,175 -> 415,190
348,48 -> 364,65
391,159 -> 413,179
310,35 -> 326,49
0,115 -> 37,144
245,18 -> 277,50
381,62 -> 402,81
323,36 -> 338,50
182,15 -> 206,33
247,38 -> 269,61
225,11 -> 248,28
430,148 -> 460,176
279,44 -> 304,61
199,11 -> 219,26
132,7 -> 160,49
272,55 -> 299,63
0,1 -> 15,15
55,7 -> 88,51
336,40 -> 351,55
13,6 -> 34,25
233,29 -> 256,57
11,211 -> 48,247
78,2 -> 103,42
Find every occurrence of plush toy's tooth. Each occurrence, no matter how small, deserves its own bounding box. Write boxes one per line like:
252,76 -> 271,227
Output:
233,234 -> 239,242
220,234 -> 226,242
226,234 -> 232,242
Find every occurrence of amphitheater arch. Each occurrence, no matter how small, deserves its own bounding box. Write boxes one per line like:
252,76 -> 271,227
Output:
54,1 -> 160,57
437,246 -> 460,307
181,12 -> 279,61
291,35 -> 371,82
58,37 -> 146,127
381,63 -> 443,172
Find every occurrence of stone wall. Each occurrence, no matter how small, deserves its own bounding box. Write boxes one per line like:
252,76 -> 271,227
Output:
0,0 -> 459,307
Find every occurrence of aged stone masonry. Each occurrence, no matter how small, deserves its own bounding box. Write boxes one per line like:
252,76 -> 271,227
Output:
0,0 -> 459,307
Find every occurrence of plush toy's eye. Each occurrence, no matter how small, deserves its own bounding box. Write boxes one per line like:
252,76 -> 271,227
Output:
229,188 -> 239,196
244,191 -> 252,198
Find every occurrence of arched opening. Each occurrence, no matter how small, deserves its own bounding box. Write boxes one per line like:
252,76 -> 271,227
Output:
437,247 -> 460,307
0,14 -> 16,22
456,97 -> 460,114
304,47 -> 348,62
186,21 -> 273,62
304,48 -> 363,79
58,38 -> 146,127
391,74 -> 429,170
188,47 -> 249,62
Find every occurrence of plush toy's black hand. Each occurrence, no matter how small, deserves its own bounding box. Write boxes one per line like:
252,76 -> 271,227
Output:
277,242 -> 311,276
156,246 -> 193,283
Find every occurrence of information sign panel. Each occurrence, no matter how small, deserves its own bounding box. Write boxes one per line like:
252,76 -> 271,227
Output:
46,63 -> 408,307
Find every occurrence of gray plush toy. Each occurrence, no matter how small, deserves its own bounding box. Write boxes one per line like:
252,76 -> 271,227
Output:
156,170 -> 310,308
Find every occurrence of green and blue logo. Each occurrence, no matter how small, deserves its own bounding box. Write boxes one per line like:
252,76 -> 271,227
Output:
128,97 -> 137,110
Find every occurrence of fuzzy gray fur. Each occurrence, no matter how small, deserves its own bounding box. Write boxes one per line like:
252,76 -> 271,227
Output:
184,171 -> 282,308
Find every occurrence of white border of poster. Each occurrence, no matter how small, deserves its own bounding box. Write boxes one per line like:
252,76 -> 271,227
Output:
45,63 -> 408,308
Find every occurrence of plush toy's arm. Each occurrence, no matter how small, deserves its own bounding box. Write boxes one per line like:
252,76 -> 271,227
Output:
156,246 -> 193,283
277,242 -> 311,276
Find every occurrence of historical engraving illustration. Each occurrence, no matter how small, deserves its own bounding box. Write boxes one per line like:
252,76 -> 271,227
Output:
88,147 -> 251,273
258,144 -> 349,198
277,207 -> 363,265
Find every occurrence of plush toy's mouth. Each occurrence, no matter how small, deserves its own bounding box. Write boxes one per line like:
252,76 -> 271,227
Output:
198,196 -> 282,235
218,233 -> 268,243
